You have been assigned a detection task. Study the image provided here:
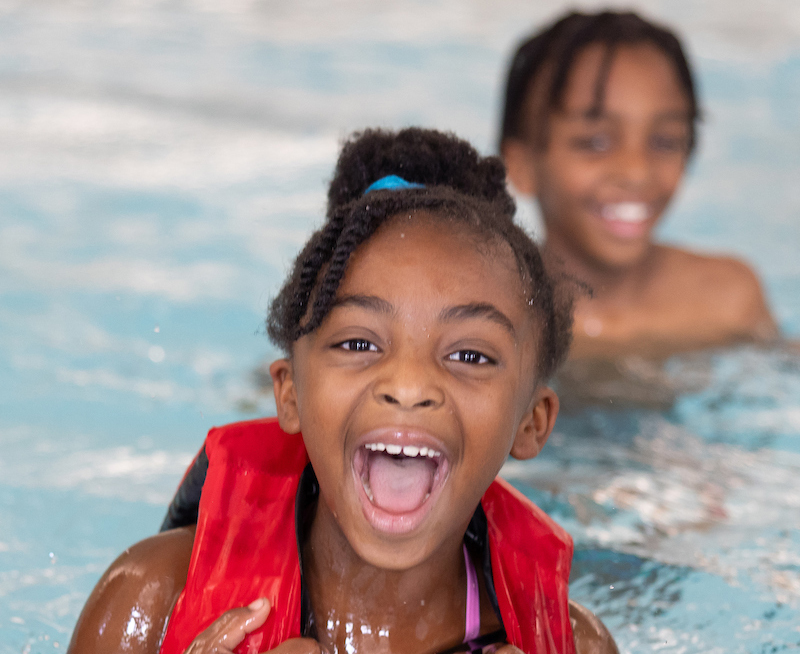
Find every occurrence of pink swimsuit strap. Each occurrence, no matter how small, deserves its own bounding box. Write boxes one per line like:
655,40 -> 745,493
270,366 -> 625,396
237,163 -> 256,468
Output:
462,543 -> 481,643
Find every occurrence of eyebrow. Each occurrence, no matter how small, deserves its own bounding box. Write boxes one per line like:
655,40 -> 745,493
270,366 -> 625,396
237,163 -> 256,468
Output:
332,296 -> 516,339
331,294 -> 395,315
440,303 -> 517,340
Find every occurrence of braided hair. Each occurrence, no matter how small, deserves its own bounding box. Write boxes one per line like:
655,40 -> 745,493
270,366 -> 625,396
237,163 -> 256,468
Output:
267,127 -> 573,380
500,10 -> 699,152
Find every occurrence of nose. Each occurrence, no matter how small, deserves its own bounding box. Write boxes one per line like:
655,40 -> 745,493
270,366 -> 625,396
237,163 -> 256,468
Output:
613,143 -> 651,189
372,351 -> 445,410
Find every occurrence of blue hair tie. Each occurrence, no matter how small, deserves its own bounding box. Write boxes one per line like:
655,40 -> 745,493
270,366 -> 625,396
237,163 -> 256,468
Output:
363,175 -> 425,195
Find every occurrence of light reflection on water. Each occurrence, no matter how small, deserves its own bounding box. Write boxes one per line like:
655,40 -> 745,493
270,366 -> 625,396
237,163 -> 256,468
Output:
0,2 -> 798,653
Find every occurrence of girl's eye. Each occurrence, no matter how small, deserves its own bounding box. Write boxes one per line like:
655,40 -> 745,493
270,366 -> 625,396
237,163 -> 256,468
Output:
650,134 -> 689,154
447,350 -> 493,365
337,339 -> 378,353
571,133 -> 613,153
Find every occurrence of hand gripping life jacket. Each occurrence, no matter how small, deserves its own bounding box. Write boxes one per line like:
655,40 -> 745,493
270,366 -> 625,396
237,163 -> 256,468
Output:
159,418 -> 575,654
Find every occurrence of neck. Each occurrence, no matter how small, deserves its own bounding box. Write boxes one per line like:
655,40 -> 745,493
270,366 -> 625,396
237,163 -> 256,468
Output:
305,500 -> 468,654
544,232 -> 659,303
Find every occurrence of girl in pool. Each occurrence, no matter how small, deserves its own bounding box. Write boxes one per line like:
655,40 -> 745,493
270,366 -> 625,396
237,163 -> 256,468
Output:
500,11 -> 779,360
68,128 -> 616,654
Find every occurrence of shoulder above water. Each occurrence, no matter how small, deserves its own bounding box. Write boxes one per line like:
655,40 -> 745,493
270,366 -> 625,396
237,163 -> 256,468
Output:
657,244 -> 778,340
571,243 -> 779,359
66,526 -> 195,654
569,600 -> 619,654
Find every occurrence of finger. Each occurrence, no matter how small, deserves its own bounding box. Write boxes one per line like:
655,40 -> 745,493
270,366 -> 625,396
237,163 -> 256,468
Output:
216,598 -> 271,650
242,598 -> 272,634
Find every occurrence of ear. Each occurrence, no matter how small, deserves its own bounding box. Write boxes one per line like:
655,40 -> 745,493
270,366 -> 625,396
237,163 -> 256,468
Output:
269,358 -> 301,434
510,386 -> 559,460
501,137 -> 538,197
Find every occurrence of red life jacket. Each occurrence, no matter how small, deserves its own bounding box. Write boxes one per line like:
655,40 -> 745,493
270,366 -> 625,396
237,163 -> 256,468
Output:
159,418 -> 575,654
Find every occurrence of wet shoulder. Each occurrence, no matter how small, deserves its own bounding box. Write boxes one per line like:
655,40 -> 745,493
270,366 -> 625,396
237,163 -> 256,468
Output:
67,525 -> 195,654
569,600 -> 619,654
658,245 -> 777,339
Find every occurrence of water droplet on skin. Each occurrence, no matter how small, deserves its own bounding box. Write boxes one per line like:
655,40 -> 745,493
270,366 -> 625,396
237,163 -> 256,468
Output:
400,233 -> 405,238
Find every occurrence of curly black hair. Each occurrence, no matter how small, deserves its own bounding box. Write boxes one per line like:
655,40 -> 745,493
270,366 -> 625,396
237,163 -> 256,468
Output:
500,10 -> 699,153
267,127 -> 573,380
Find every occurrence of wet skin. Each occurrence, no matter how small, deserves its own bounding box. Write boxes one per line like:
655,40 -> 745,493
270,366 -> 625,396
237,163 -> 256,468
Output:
504,43 -> 777,359
68,214 -> 617,654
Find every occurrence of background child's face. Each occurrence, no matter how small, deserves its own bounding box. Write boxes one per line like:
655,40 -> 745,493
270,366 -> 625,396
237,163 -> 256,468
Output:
273,214 -> 554,570
507,43 -> 692,270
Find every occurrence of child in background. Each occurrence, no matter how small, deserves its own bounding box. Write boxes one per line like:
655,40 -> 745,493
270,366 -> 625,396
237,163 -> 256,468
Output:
500,11 -> 778,360
67,128 -> 617,654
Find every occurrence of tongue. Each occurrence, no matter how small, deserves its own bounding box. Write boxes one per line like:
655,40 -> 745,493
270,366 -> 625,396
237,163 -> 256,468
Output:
368,452 -> 435,513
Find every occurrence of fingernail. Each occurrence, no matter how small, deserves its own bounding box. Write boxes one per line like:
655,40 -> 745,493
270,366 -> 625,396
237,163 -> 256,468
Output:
248,597 -> 267,610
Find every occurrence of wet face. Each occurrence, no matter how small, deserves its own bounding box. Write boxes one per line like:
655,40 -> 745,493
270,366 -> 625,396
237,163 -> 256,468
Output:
507,43 -> 691,271
271,213 -> 556,570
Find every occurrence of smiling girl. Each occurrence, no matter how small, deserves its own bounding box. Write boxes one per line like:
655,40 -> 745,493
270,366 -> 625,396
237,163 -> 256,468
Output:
501,11 -> 778,360
68,128 -> 616,654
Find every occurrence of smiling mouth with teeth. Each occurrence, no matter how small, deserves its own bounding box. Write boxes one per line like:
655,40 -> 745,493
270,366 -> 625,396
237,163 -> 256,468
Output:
601,202 -> 650,223
354,442 -> 445,518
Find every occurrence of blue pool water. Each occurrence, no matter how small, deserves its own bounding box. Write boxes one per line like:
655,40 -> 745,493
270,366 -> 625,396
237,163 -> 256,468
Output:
0,2 -> 798,652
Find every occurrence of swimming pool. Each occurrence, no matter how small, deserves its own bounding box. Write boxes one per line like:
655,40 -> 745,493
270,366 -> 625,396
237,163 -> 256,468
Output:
0,1 -> 798,652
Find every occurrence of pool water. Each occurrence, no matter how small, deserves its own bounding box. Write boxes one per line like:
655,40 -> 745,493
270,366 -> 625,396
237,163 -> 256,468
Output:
0,2 -> 798,652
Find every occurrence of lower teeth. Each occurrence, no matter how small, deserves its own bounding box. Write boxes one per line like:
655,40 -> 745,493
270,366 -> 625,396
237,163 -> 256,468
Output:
362,474 -> 374,501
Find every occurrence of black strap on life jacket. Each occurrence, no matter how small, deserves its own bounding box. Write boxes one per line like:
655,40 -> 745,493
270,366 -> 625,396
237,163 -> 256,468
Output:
159,446 -> 208,532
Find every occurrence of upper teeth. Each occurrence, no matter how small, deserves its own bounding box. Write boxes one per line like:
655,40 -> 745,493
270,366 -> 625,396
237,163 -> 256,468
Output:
366,443 -> 440,458
602,202 -> 649,223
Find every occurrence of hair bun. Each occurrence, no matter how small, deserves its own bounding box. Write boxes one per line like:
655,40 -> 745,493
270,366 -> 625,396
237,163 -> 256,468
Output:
326,128 -> 509,217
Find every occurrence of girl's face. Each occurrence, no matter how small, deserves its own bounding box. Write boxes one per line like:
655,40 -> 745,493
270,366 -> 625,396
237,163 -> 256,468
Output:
506,43 -> 692,270
271,214 -> 557,570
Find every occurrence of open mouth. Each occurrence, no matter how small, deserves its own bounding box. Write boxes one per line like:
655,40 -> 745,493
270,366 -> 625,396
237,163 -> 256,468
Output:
598,202 -> 652,238
352,439 -> 449,533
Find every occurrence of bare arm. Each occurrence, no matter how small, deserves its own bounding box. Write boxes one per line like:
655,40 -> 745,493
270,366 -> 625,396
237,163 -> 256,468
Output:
67,526 -> 195,654
569,600 -> 618,654
493,600 -> 617,654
